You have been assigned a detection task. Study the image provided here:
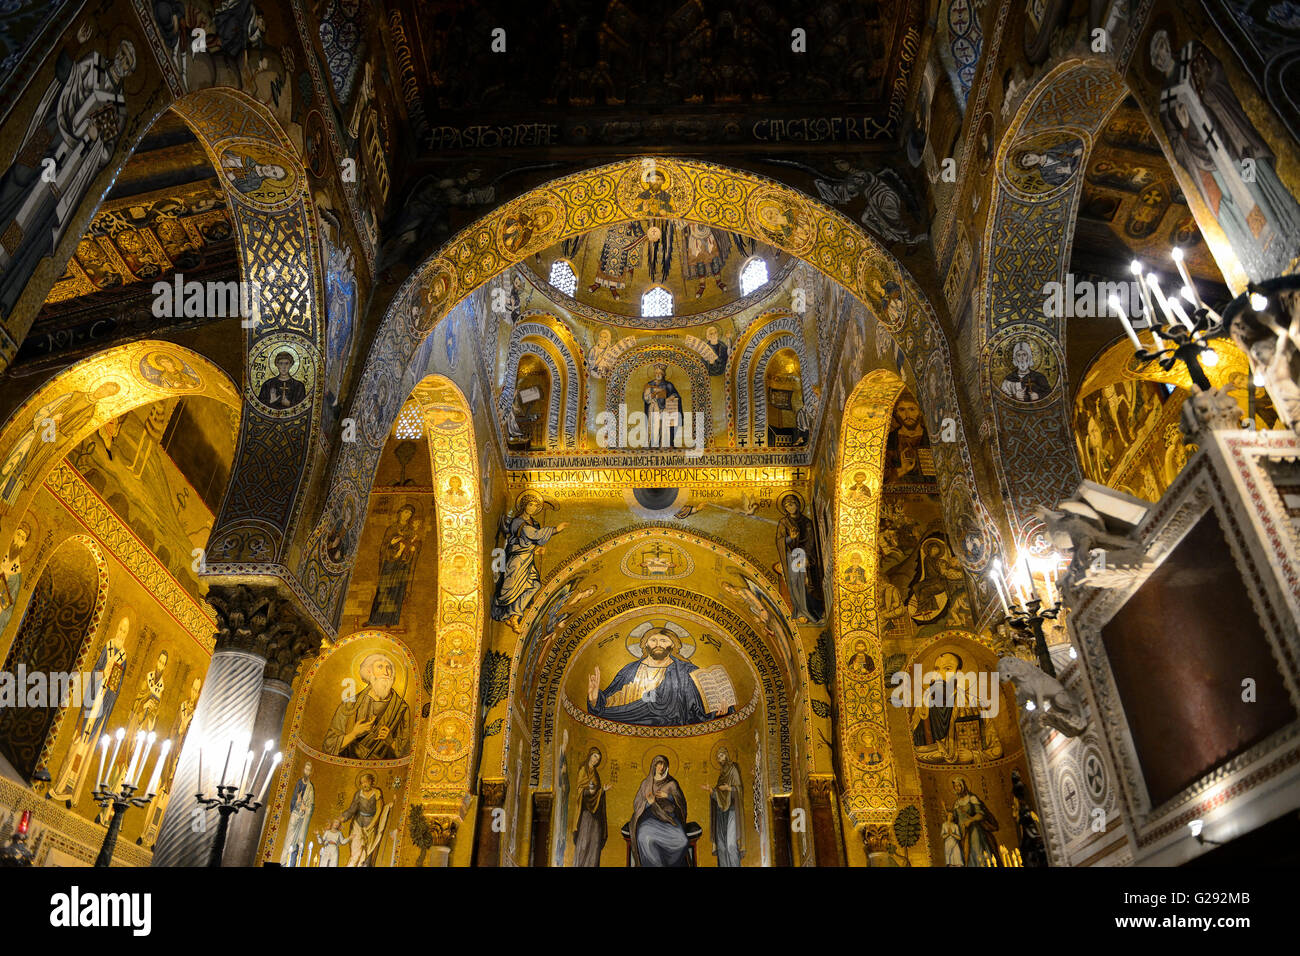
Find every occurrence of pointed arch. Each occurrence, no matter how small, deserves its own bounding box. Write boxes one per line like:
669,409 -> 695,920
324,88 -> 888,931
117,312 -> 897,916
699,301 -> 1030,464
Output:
0,341 -> 240,561
0,534 -> 108,780
295,161 -> 1000,723
732,311 -> 815,447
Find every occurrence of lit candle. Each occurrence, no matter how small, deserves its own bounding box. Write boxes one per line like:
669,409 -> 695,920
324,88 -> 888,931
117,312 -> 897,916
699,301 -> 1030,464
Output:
255,752 -> 282,804
1168,294 -> 1196,332
989,571 -> 1010,614
1110,295 -> 1141,350
124,731 -> 145,787
1132,260 -> 1159,332
95,734 -> 110,790
144,740 -> 171,797
107,728 -> 125,786
1171,247 -> 1201,310
218,740 -> 233,791
132,732 -> 157,788
197,746 -> 205,797
1145,273 -> 1181,329
237,750 -> 254,796
249,740 -> 272,796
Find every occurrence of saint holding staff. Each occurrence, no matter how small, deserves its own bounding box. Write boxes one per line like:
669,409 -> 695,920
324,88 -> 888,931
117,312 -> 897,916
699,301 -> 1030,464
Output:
491,492 -> 568,632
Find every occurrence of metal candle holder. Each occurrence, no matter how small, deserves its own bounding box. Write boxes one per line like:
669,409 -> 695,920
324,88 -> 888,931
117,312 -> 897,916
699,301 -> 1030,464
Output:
195,784 -> 267,868
1116,253 -> 1229,393
91,779 -> 155,867
1132,305 -> 1226,392
193,740 -> 281,867
1002,598 -> 1062,679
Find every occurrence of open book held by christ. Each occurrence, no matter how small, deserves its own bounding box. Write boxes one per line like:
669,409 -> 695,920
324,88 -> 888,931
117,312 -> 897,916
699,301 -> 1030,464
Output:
690,665 -> 737,714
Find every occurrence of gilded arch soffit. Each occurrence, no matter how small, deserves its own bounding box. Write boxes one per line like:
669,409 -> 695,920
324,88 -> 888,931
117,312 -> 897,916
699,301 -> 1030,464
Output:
980,58 -> 1127,548
161,88 -> 330,576
0,340 -> 240,562
407,376 -> 484,813
834,368 -> 904,823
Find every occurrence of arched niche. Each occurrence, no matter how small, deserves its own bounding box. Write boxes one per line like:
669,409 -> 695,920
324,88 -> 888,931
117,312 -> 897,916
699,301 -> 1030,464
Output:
763,348 -> 806,448
890,630 -> 1033,868
0,536 -> 107,781
259,630 -> 422,867
731,311 -> 817,449
506,353 -> 554,452
498,315 -> 584,451
487,524 -> 814,866
512,584 -> 797,868
549,601 -> 771,867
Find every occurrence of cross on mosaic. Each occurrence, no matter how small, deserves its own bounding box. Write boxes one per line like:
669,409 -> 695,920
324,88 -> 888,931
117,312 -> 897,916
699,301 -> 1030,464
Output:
0,0 -> 1294,930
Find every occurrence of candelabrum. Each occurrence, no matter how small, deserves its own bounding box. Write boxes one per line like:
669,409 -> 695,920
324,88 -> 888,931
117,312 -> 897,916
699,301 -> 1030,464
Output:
91,728 -> 172,867
194,739 -> 282,867
989,555 -> 1064,679
1112,250 -> 1228,392
1002,597 -> 1062,679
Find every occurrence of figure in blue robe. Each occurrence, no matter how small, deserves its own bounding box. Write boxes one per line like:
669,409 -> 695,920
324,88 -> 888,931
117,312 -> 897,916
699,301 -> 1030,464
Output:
629,755 -> 691,867
587,627 -> 730,727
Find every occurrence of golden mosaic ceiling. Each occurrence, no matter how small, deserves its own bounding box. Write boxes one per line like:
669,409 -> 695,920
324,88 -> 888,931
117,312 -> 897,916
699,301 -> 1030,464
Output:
1074,98 -> 1225,286
523,220 -> 794,328
40,110 -> 236,311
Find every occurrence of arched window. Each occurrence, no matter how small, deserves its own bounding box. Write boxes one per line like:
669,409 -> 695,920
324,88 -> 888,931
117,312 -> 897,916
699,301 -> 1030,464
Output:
641,286 -> 673,318
549,260 -> 578,297
740,257 -> 769,296
394,401 -> 423,440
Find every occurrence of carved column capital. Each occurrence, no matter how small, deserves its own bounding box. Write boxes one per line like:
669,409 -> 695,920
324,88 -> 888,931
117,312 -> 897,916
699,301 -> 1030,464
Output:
427,813 -> 459,848
263,622 -> 323,684
205,584 -> 323,681
807,773 -> 839,804
480,779 -> 507,807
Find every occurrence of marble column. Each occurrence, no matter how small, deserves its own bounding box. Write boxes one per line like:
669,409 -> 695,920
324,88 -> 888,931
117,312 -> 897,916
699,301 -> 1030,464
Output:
220,678 -> 290,866
472,779 -> 507,867
807,774 -> 845,867
151,585 -> 318,867
530,791 -> 553,868
770,795 -> 793,867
